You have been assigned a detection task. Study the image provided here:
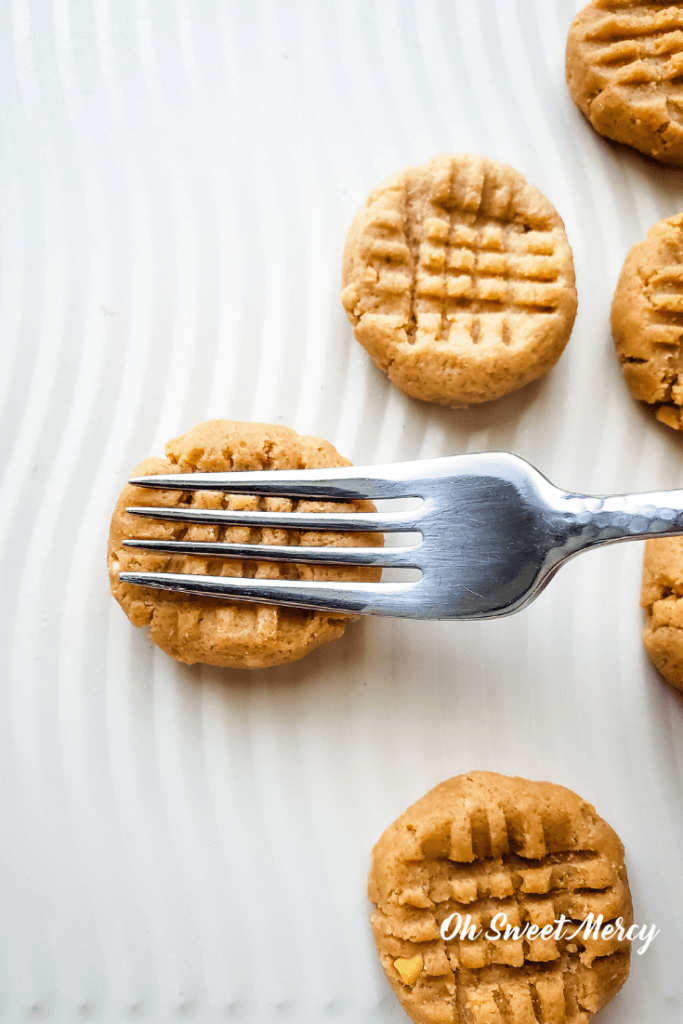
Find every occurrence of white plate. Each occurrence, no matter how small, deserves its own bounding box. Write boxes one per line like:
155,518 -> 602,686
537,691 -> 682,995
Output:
2,1 -> 683,1021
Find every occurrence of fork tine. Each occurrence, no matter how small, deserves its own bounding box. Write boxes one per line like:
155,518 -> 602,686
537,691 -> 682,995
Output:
128,464 -> 422,500
122,538 -> 420,568
125,505 -> 419,532
118,571 -> 422,617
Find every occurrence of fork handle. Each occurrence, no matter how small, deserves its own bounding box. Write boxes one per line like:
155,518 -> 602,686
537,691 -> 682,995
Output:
561,489 -> 683,554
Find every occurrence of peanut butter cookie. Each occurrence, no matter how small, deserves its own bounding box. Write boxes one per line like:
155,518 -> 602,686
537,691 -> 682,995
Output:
567,0 -> 683,167
641,535 -> 683,689
369,771 -> 632,1024
612,212 -> 683,430
341,154 -> 577,407
108,420 -> 381,669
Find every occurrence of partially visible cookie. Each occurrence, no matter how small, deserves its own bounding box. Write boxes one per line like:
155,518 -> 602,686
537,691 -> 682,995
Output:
566,1 -> 683,167
108,419 -> 381,670
369,771 -> 632,1024
641,535 -> 683,689
341,154 -> 577,407
611,212 -> 683,431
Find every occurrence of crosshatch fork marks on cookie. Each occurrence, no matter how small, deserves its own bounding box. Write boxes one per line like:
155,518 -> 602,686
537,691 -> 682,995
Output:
368,773 -> 632,1024
647,264 -> 683,321
566,1 -> 683,165
342,157 -> 567,351
119,451 -> 683,620
340,154 -> 577,407
588,3 -> 683,85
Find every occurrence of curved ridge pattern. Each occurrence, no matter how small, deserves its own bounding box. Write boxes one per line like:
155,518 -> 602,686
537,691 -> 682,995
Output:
1,1 -> 682,1022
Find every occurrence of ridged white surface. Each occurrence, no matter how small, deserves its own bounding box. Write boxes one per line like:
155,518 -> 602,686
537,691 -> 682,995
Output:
1,0 -> 683,1020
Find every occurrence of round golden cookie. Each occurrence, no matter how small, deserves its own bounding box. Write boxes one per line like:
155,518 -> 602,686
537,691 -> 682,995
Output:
566,1 -> 683,167
368,771 -> 632,1024
641,535 -> 683,689
611,212 -> 683,431
108,419 -> 381,670
340,154 -> 577,407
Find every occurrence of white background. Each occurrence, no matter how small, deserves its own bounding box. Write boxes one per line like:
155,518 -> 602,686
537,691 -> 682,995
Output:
1,1 -> 683,1021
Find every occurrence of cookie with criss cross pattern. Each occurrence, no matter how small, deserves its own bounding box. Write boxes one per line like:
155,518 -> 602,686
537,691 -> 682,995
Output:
341,154 -> 577,406
108,420 -> 381,669
567,0 -> 683,166
612,211 -> 683,430
369,771 -> 632,1024
641,535 -> 683,689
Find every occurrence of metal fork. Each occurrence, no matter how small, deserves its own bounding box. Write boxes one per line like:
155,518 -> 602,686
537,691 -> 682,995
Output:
119,452 -> 683,619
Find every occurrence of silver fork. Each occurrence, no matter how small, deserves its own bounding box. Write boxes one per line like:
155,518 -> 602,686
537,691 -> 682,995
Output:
119,452 -> 683,620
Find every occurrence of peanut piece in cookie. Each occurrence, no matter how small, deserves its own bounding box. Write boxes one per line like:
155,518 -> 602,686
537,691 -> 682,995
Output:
393,954 -> 424,987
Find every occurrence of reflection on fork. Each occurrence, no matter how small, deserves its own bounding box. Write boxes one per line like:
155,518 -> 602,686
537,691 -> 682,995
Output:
119,453 -> 683,620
